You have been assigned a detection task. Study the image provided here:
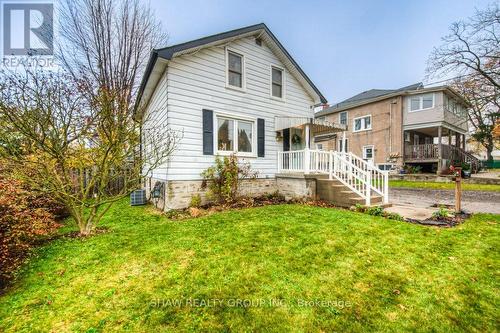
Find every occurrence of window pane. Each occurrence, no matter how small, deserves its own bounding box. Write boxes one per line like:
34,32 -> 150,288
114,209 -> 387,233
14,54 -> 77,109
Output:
272,68 -> 282,84
422,94 -> 433,108
364,147 -> 373,158
217,118 -> 233,151
237,121 -> 252,153
364,116 -> 371,129
228,72 -> 242,88
340,112 -> 347,125
410,97 -> 420,111
228,52 -> 242,73
272,83 -> 282,98
354,119 -> 361,131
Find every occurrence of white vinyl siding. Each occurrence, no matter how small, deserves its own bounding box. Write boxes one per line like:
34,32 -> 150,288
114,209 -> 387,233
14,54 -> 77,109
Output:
143,36 -> 315,180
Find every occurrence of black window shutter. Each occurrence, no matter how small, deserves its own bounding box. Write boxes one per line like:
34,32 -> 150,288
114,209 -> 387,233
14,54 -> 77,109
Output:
202,109 -> 213,155
257,118 -> 265,157
283,128 -> 290,151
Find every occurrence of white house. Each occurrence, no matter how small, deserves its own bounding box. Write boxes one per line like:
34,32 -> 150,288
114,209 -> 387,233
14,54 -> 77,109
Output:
136,23 -> 388,209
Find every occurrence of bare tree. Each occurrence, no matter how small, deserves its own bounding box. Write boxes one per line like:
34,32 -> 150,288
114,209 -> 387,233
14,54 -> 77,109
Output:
451,76 -> 499,160
0,0 -> 177,235
0,68 -> 179,235
58,0 -> 167,107
427,3 -> 500,161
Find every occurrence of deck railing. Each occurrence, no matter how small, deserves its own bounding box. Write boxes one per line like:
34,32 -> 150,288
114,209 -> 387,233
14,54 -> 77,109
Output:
404,143 -> 439,160
278,148 -> 389,205
404,144 -> 481,171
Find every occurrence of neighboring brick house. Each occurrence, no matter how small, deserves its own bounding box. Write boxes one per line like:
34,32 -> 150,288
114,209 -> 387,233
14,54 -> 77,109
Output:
315,83 -> 480,173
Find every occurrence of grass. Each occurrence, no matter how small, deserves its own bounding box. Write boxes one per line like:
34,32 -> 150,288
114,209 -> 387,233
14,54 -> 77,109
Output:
0,200 -> 499,332
389,180 -> 500,192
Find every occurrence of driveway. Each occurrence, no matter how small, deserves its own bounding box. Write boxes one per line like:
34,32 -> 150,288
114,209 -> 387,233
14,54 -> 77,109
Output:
390,188 -> 500,214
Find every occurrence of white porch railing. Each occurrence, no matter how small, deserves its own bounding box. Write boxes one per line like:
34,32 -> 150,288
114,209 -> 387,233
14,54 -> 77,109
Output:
277,149 -> 389,205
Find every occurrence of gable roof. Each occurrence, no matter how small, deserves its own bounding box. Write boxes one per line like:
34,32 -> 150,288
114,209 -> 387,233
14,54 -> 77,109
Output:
315,82 -> 425,117
135,23 -> 327,112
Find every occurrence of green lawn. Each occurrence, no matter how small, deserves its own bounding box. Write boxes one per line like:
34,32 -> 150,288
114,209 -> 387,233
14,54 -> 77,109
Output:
389,180 -> 500,192
0,201 -> 499,332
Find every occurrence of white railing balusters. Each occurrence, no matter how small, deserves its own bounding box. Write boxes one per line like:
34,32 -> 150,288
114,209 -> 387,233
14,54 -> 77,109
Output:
277,149 -> 389,205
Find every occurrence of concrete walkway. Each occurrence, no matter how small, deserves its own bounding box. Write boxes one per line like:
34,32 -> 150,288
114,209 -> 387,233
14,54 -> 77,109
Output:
389,188 -> 500,215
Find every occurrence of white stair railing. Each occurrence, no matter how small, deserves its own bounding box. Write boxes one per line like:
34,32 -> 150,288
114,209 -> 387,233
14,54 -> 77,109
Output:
277,149 -> 389,205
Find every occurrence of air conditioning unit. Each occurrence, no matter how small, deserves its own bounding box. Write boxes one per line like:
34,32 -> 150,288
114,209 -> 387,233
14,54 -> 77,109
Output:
130,189 -> 147,206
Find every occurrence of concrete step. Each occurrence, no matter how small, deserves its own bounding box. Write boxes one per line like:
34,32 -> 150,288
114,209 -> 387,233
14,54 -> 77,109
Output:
317,177 -> 388,207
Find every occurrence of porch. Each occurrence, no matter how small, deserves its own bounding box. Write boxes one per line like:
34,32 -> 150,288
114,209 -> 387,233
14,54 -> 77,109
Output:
403,125 -> 480,172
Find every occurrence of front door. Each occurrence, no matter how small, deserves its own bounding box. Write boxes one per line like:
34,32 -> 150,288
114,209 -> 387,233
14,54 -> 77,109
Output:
290,127 -> 305,151
363,145 -> 374,165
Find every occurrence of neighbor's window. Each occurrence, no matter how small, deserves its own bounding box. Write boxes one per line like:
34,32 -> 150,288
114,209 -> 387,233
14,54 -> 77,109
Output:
227,50 -> 243,88
404,132 -> 411,142
339,111 -> 348,125
353,115 -> 371,132
377,164 -> 394,171
363,145 -> 374,160
409,94 -> 434,111
271,66 -> 283,98
216,115 -> 254,155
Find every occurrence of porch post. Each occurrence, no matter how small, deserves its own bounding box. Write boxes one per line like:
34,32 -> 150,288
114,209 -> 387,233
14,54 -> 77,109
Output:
437,126 -> 443,174
342,131 -> 347,153
456,132 -> 460,148
448,129 -> 452,146
305,124 -> 310,149
462,134 -> 466,150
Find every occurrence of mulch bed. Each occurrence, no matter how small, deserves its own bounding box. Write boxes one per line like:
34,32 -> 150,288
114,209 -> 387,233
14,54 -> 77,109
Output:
406,205 -> 472,227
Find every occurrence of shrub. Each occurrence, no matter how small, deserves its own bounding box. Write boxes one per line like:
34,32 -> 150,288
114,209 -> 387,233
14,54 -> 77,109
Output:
404,165 -> 422,174
201,154 -> 257,204
0,166 -> 63,289
189,194 -> 202,208
366,205 -> 385,216
433,206 -> 452,219
387,212 -> 405,221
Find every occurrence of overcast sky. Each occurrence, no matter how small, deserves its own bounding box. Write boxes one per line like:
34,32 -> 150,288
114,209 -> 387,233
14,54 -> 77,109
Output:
150,0 -> 493,104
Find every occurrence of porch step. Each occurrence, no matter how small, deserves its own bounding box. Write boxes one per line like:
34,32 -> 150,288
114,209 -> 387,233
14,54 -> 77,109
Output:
316,179 -> 388,208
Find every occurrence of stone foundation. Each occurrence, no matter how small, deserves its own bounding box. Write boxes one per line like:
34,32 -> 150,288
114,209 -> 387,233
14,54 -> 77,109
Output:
276,174 -> 318,200
144,177 -> 279,210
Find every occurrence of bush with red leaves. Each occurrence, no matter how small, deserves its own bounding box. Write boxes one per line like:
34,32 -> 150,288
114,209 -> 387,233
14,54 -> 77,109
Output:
0,171 -> 65,289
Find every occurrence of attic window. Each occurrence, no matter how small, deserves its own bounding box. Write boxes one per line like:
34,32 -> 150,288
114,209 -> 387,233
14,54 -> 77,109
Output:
255,38 -> 262,46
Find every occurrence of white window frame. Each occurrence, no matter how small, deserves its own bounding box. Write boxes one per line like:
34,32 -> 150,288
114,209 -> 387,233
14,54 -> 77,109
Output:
316,143 -> 323,150
225,47 -> 246,92
414,134 -> 419,145
362,145 -> 374,162
408,93 -> 435,112
338,138 -> 348,152
404,132 -> 411,142
339,111 -> 348,126
270,64 -> 285,100
353,115 -> 372,132
377,163 -> 395,171
214,112 -> 256,157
